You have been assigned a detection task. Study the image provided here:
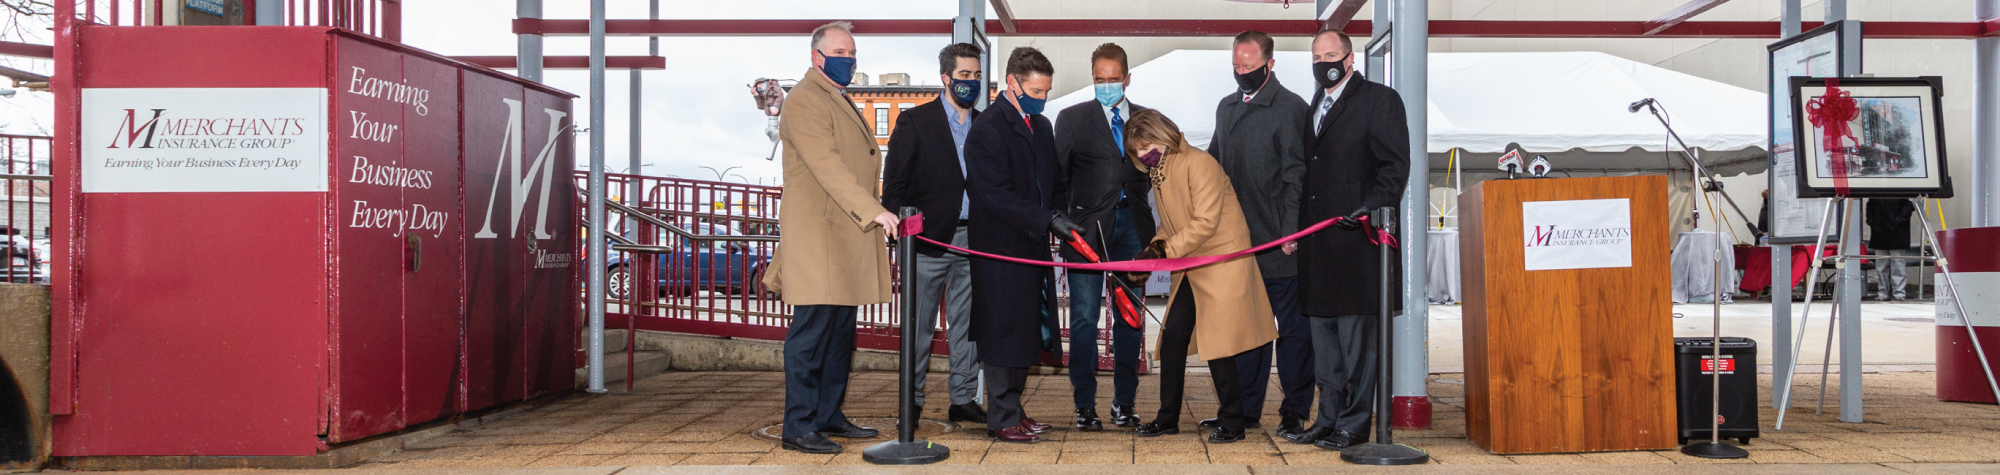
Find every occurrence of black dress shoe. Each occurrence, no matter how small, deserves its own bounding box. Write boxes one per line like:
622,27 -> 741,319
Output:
1278,414 -> 1306,434
781,432 -> 843,454
1075,407 -> 1104,431
948,403 -> 988,424
817,420 -> 879,439
1282,425 -> 1334,444
1313,430 -> 1366,450
1198,417 -> 1259,429
1110,405 -> 1141,428
1134,421 -> 1180,437
1208,425 -> 1246,443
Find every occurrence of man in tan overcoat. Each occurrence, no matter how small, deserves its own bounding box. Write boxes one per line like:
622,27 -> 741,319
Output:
763,21 -> 897,455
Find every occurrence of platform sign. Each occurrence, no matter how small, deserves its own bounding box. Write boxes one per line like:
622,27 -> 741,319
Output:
80,87 -> 328,193
1521,198 -> 1634,271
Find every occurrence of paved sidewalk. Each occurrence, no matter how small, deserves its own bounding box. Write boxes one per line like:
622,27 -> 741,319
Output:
336,369 -> 2000,469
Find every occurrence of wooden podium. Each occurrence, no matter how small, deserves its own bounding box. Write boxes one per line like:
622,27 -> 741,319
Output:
1460,175 -> 1676,454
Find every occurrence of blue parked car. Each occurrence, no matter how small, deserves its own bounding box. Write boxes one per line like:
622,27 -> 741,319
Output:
606,221 -> 772,299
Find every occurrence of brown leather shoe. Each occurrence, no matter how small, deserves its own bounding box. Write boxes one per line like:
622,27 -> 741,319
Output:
1021,417 -> 1052,434
987,425 -> 1041,443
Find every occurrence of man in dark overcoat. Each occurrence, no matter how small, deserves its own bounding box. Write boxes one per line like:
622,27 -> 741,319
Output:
964,46 -> 1074,443
1293,28 -> 1410,451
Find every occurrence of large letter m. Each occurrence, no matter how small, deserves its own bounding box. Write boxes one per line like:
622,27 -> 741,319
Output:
474,98 -> 567,240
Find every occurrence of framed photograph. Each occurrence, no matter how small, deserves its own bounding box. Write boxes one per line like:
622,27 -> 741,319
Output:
1789,76 -> 1952,199
1764,21 -> 1852,244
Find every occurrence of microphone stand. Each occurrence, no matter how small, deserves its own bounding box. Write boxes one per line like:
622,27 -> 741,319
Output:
1640,102 -> 1761,241
1637,100 -> 1749,460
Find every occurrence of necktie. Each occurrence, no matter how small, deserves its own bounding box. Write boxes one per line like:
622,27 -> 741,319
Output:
1314,97 -> 1333,131
1111,107 -> 1125,153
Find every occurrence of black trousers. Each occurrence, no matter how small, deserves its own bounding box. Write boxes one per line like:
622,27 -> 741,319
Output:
1233,275 -> 1315,422
782,304 -> 856,439
984,364 -> 1031,431
1155,279 -> 1247,430
1309,314 -> 1378,435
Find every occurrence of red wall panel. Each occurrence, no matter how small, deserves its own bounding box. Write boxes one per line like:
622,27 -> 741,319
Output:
459,71 -> 527,411
399,53 -> 464,427
56,26 -> 334,457
331,35 -> 410,442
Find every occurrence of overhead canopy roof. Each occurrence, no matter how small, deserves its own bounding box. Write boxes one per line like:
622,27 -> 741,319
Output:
1048,49 -> 1770,176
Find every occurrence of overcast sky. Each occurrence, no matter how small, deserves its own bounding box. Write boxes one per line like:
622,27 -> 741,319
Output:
401,1 -> 993,185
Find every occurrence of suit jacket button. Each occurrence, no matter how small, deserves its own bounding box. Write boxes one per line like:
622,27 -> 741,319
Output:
869,149 -> 877,155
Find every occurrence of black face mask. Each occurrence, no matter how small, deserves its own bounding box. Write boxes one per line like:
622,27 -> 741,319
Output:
1313,60 -> 1348,89
1234,65 -> 1269,95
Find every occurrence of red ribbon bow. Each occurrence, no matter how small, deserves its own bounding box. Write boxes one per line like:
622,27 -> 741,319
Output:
1805,80 -> 1859,195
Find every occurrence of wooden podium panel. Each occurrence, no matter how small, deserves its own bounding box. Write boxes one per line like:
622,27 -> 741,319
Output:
1461,175 -> 1675,454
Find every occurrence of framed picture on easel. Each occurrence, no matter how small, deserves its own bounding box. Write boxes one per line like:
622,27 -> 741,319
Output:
1788,76 -> 1953,199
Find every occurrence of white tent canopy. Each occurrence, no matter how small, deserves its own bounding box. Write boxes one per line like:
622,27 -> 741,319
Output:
1048,50 -> 1770,176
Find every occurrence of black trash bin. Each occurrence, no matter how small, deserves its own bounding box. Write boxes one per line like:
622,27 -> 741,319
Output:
1674,337 -> 1760,444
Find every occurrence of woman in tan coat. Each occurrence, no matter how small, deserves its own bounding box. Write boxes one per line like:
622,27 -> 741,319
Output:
1122,109 -> 1279,443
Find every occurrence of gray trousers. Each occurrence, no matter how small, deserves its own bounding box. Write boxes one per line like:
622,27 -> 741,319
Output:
1309,314 -> 1377,435
1874,248 -> 1910,300
909,225 -> 979,407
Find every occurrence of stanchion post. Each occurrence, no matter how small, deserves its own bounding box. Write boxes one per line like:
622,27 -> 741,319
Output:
864,207 -> 951,465
1341,207 -> 1428,466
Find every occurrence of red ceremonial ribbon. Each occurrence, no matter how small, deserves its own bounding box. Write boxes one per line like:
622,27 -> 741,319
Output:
1806,78 -> 1859,196
899,213 -> 1396,274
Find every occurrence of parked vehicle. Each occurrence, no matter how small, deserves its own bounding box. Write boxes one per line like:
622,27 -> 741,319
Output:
606,221 -> 772,300
0,227 -> 37,283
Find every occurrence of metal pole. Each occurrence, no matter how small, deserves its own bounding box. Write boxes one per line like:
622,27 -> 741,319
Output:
255,0 -> 281,25
1338,208 -> 1426,465
584,0 -> 608,394
1775,198 -> 1837,429
1770,0 -> 1801,409
1831,0 -> 1863,421
1977,0 -> 2000,227
1390,0 -> 1430,429
517,0 -> 543,83
627,0 -> 654,207
953,0 -> 987,405
863,207 -> 950,465
1838,197 -> 1863,422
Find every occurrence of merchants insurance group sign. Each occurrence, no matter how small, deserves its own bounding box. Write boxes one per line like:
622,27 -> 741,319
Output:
80,87 -> 329,193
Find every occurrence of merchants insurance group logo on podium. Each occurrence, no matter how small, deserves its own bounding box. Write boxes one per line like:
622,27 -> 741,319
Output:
1521,198 -> 1634,271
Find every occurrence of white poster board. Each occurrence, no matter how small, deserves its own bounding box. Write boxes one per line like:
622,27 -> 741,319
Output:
82,88 -> 329,193
1766,23 -> 1847,243
1522,198 -> 1634,271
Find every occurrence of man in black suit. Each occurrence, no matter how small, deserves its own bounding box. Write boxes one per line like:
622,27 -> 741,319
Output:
1290,28 -> 1410,451
1205,30 -> 1316,437
881,42 -> 987,425
1051,42 -> 1156,432
964,46 -> 1075,444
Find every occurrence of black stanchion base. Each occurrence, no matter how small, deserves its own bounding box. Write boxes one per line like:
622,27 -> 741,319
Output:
862,439 -> 951,465
1340,442 -> 1430,465
1680,441 -> 1749,459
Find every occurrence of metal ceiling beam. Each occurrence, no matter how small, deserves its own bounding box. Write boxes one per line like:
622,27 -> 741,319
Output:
0,40 -> 52,59
510,18 -> 1992,39
1644,0 -> 1731,35
1321,0 -> 1368,31
988,0 -> 1017,34
453,55 -> 665,70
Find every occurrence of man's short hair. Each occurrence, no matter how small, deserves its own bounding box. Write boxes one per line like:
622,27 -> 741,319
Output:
1090,43 -> 1129,75
1314,28 -> 1353,56
811,21 -> 854,51
1005,46 -> 1054,80
939,43 -> 982,75
1233,31 -> 1274,62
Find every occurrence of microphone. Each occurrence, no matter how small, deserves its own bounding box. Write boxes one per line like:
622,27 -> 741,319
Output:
1628,98 -> 1654,113
1497,150 -> 1525,180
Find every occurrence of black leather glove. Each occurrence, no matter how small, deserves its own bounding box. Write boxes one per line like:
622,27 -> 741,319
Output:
1337,206 -> 1369,230
1132,241 -> 1165,261
1049,213 -> 1083,237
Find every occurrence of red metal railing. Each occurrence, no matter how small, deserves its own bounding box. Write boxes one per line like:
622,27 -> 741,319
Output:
0,135 -> 50,285
579,171 -> 1142,374
75,0 -> 400,40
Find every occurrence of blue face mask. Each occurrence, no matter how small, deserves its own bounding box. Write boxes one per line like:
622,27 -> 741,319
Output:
1015,91 -> 1046,115
1094,82 -> 1125,107
949,78 -> 980,108
817,51 -> 856,87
